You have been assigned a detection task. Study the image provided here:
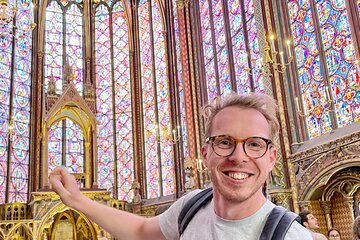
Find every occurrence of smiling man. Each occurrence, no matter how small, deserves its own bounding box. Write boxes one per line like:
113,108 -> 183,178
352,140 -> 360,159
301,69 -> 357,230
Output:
50,93 -> 312,240
159,93 -> 311,239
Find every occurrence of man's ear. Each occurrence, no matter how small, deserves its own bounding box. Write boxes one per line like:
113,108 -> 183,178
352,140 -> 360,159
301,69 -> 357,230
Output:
303,221 -> 309,228
269,147 -> 277,168
201,145 -> 209,167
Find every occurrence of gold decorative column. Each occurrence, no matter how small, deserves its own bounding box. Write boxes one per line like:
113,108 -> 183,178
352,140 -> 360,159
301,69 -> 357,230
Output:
346,196 -> 355,221
320,200 -> 332,230
84,141 -> 91,188
41,125 -> 49,188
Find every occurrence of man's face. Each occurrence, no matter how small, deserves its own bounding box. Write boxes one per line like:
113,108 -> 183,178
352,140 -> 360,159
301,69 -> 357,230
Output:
202,106 -> 276,203
305,214 -> 319,230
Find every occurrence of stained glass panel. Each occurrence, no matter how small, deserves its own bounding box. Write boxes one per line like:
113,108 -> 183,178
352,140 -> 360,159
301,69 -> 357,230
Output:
228,0 -> 251,94
245,0 -> 264,92
153,0 -> 175,196
112,1 -> 134,201
139,0 -> 160,198
45,0 -> 83,96
6,0 -> 32,203
212,0 -> 231,96
44,1 -> 63,95
0,34 -> 12,203
315,0 -> 360,127
95,4 -> 115,192
48,121 -> 63,173
199,0 -> 218,100
199,0 -> 263,99
65,119 -> 84,173
287,0 -> 332,138
65,3 -> 84,95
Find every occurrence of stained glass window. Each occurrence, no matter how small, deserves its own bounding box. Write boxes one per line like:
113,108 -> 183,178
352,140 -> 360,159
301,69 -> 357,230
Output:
94,0 -> 134,201
48,119 -> 84,174
139,0 -> 175,199
44,0 -> 84,96
198,0 -> 264,100
0,0 -> 33,203
287,0 -> 360,138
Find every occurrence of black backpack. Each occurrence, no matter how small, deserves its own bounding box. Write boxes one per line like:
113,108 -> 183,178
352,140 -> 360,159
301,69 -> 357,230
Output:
178,188 -> 300,240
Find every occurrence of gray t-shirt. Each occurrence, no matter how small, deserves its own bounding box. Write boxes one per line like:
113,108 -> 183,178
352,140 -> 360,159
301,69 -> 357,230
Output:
159,190 -> 312,240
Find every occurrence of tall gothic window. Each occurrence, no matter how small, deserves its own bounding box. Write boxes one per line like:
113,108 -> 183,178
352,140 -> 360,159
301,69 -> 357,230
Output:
44,0 -> 86,178
94,0 -> 134,200
198,0 -> 264,100
0,0 -> 33,203
139,0 -> 175,199
44,0 -> 84,95
286,0 -> 360,139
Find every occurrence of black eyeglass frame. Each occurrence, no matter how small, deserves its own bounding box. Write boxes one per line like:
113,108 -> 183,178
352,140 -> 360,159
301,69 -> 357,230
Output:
205,135 -> 273,159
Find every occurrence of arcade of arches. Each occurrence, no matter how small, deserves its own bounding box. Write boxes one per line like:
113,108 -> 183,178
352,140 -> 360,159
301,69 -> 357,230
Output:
0,0 -> 360,239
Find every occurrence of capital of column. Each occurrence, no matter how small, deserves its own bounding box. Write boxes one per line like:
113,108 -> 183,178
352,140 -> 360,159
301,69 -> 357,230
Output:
298,200 -> 311,211
319,200 -> 331,214
176,0 -> 185,9
274,192 -> 291,205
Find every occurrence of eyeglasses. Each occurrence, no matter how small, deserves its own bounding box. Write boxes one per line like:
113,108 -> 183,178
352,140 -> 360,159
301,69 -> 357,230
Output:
206,135 -> 272,159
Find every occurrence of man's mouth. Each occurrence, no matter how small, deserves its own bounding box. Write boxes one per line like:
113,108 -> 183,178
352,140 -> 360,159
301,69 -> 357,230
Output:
226,172 -> 250,180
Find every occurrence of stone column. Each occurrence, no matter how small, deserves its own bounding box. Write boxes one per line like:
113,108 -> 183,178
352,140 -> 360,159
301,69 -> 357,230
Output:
320,200 -> 332,230
84,141 -> 91,188
346,196 -> 355,221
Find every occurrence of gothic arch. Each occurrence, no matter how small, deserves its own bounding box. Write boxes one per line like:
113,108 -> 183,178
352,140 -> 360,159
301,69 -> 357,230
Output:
7,222 -> 33,239
322,175 -> 360,201
300,159 -> 360,201
36,201 -> 97,240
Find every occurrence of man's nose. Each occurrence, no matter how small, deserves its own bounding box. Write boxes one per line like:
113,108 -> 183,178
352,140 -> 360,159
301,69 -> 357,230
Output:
228,142 -> 249,162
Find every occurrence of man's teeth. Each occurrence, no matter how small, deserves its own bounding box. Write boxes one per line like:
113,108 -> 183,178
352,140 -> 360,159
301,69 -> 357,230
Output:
228,172 -> 249,180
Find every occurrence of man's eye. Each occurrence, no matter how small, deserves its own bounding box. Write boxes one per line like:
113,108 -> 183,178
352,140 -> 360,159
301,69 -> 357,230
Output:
217,138 -> 234,146
246,140 -> 264,148
249,142 -> 261,147
219,139 -> 232,145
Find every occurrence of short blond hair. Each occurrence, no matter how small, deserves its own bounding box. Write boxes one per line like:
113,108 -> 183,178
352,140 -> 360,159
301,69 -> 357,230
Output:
201,92 -> 279,141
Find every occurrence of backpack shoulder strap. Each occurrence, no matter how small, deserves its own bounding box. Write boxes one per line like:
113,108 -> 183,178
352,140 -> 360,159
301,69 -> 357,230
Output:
178,187 -> 213,236
260,206 -> 287,240
260,206 -> 301,240
272,209 -> 300,240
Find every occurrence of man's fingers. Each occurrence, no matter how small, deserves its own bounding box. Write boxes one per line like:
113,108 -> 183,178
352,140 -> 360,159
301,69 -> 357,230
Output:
50,178 -> 66,195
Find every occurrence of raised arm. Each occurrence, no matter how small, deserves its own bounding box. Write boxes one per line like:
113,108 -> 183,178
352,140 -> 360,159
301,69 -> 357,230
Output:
49,166 -> 165,240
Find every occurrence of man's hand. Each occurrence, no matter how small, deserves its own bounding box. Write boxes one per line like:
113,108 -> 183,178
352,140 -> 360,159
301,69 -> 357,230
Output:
49,166 -> 82,208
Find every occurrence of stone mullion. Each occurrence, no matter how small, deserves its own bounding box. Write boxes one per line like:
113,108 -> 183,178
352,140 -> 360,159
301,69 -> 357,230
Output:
131,1 -> 145,198
34,51 -> 44,190
176,0 -> 199,187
